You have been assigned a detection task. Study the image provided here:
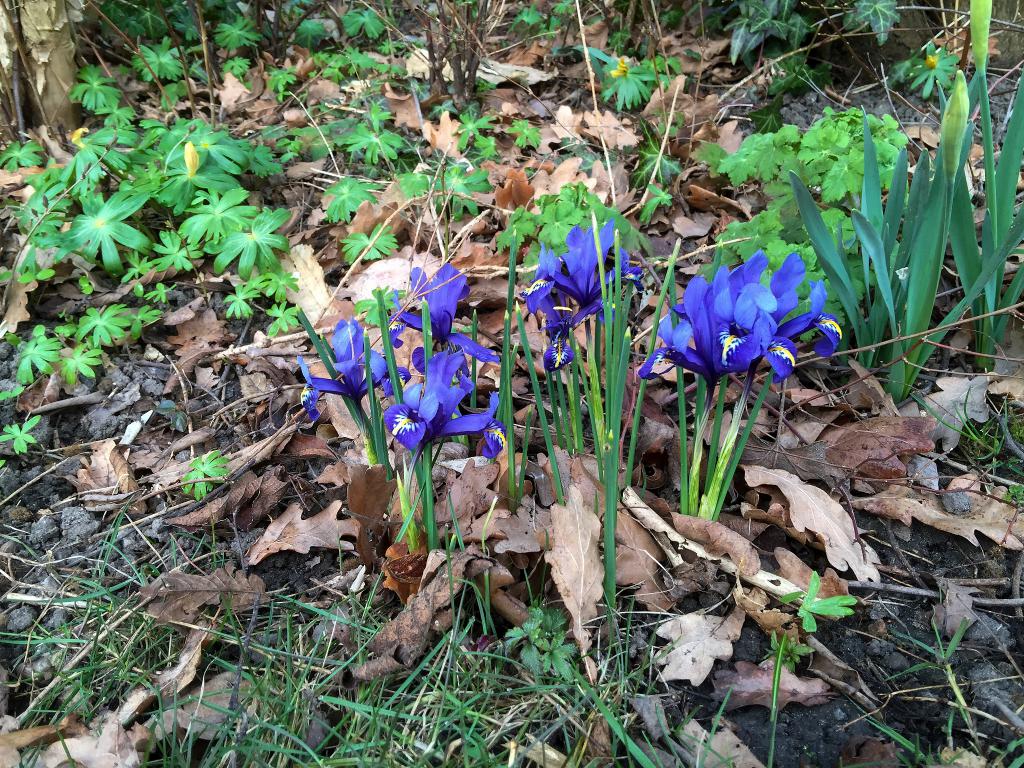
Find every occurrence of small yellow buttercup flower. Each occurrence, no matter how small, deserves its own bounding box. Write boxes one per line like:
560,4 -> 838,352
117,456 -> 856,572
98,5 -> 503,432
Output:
924,53 -> 939,69
70,127 -> 89,148
610,57 -> 629,78
184,141 -> 199,178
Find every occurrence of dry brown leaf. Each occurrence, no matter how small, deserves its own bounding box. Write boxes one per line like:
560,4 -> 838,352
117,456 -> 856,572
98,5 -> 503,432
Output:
0,716 -> 85,755
282,244 -> 332,321
713,660 -> 833,710
744,466 -> 880,581
615,509 -> 671,611
349,548 -> 513,681
821,416 -> 936,479
423,111 -> 462,158
383,84 -> 421,129
117,628 -> 210,726
655,606 -> 745,685
494,168 -> 535,211
671,515 -> 761,576
40,714 -> 148,768
733,583 -> 796,639
0,276 -> 33,336
546,484 -> 603,654
680,720 -> 765,768
529,157 -> 591,199
140,565 -> 265,624
918,376 -> 990,451
933,580 -> 980,637
156,669 -> 251,741
852,484 -> 1022,549
580,109 -> 639,150
217,72 -> 251,113
246,501 -> 359,565
989,325 -> 1024,399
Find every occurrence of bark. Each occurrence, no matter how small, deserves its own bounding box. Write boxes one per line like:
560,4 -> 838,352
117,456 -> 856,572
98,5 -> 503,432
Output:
991,0 -> 1024,63
0,0 -> 78,133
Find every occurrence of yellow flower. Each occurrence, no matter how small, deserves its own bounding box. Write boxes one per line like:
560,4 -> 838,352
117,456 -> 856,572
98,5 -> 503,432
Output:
184,141 -> 199,178
610,57 -> 629,78
70,127 -> 89,148
924,53 -> 939,69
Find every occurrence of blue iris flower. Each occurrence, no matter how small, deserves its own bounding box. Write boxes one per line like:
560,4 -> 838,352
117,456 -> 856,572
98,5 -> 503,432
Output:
640,252 -> 841,383
384,351 -> 506,459
522,220 -> 640,370
298,318 -> 409,421
390,264 -> 499,365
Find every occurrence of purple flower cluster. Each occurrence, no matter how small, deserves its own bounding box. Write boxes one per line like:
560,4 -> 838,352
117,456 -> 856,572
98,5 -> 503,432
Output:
298,263 -> 506,461
640,252 -> 841,383
521,220 -> 640,370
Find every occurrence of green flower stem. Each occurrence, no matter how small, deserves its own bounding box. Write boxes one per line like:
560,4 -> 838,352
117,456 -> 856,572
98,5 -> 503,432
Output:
516,307 -> 564,503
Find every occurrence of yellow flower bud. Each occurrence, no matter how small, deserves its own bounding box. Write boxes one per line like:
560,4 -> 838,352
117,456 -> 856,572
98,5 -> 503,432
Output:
184,141 -> 199,178
971,0 -> 992,68
70,127 -> 89,148
925,53 -> 939,69
611,57 -> 629,78
940,70 -> 969,181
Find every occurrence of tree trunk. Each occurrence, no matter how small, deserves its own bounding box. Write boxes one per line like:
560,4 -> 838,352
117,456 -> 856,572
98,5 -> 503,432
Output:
0,0 -> 78,136
991,0 -> 1024,64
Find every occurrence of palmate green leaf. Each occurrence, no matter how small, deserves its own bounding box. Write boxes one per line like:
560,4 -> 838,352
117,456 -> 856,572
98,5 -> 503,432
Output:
639,184 -> 672,224
0,141 -> 44,170
69,65 -> 121,112
444,166 -> 490,217
341,224 -> 397,263
210,209 -> 290,278
179,188 -> 257,245
132,37 -> 183,82
183,450 -> 230,500
65,189 -> 151,275
61,345 -> 103,386
16,326 -> 61,384
214,16 -> 260,49
325,177 -> 378,223
342,124 -> 403,165
76,304 -> 134,347
152,230 -> 196,272
0,416 -> 41,455
342,9 -> 385,39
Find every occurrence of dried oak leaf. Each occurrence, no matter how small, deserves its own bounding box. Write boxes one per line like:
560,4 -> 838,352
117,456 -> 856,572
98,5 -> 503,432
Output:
347,463 -> 396,566
141,565 -> 265,624
422,111 -> 462,158
713,660 -> 833,710
116,627 -> 210,727
39,714 -> 148,768
282,244 -> 332,321
546,484 -> 603,654
671,515 -> 761,577
349,548 -> 512,682
743,466 -> 881,581
933,580 -> 980,638
822,416 -> 936,479
494,168 -> 535,210
919,376 -> 990,452
615,509 -> 671,611
246,500 -> 360,565
156,670 -> 252,741
680,720 -> 765,768
655,606 -> 745,685
852,484 -> 1022,549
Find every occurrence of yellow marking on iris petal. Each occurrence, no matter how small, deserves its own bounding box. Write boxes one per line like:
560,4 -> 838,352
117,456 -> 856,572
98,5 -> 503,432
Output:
523,279 -> 549,295
393,415 -> 415,434
720,333 -> 742,363
71,127 -> 89,148
817,316 -> 842,339
769,344 -> 796,367
487,427 -> 507,449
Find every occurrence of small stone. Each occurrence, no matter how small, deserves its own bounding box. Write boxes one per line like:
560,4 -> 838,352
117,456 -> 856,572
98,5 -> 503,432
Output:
884,652 -> 911,672
61,506 -> 101,543
29,515 -> 59,546
965,613 -> 1014,649
6,606 -> 38,633
906,456 -> 939,491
